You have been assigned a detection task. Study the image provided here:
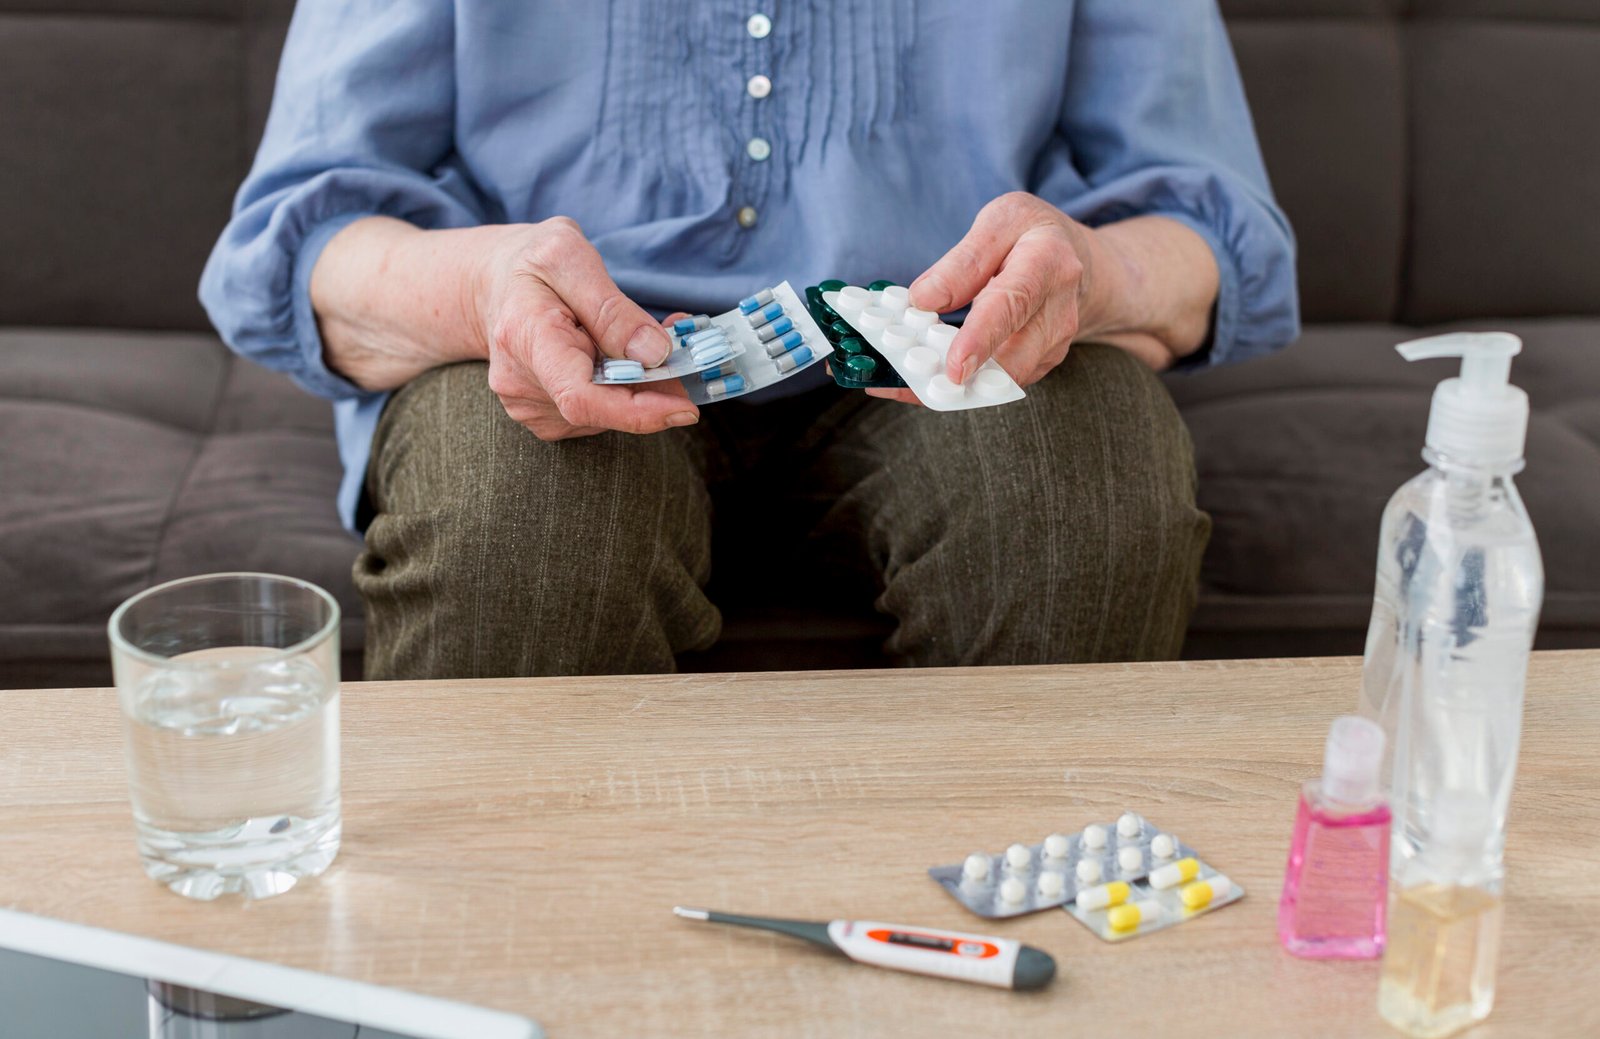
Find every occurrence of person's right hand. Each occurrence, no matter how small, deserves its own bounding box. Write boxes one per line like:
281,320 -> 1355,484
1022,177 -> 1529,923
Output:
476,217 -> 699,439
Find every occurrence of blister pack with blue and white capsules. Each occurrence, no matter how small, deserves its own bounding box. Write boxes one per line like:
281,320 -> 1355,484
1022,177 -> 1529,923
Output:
680,281 -> 832,404
589,281 -> 831,401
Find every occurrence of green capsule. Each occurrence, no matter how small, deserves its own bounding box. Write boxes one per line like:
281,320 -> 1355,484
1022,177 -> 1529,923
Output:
837,336 -> 866,356
829,319 -> 856,341
867,279 -> 899,292
818,279 -> 848,293
806,289 -> 839,324
845,354 -> 877,377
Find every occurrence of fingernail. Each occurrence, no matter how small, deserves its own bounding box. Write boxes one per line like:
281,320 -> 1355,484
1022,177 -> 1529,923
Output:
958,356 -> 979,384
627,326 -> 672,366
910,273 -> 946,310
666,411 -> 698,427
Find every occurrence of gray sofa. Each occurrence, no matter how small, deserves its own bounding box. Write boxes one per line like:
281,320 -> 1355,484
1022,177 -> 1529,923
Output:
3,0 -> 1597,688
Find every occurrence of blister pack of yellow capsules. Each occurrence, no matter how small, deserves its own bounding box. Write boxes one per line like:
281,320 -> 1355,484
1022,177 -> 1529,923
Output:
1063,822 -> 1244,942
930,811 -> 1244,939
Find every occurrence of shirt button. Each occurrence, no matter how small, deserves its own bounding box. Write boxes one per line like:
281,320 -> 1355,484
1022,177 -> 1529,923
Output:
746,13 -> 771,39
737,206 -> 759,229
746,137 -> 772,162
747,74 -> 772,99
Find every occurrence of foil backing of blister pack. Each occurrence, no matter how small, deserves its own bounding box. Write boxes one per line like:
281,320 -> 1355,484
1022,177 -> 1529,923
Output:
929,813 -> 1190,919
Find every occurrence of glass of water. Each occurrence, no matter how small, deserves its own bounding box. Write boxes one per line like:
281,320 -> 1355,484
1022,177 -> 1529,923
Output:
109,573 -> 341,901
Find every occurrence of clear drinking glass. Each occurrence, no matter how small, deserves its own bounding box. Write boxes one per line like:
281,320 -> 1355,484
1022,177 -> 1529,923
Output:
109,573 -> 342,901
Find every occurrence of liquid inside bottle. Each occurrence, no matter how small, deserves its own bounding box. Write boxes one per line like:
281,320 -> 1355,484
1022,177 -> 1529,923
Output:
1278,781 -> 1391,958
1279,715 -> 1391,959
1379,883 -> 1503,1037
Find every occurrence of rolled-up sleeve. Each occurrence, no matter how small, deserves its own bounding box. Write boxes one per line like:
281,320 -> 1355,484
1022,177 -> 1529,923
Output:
200,1 -> 485,399
1037,0 -> 1299,366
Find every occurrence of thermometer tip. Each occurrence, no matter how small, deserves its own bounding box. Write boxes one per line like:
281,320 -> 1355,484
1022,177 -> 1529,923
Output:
673,906 -> 710,920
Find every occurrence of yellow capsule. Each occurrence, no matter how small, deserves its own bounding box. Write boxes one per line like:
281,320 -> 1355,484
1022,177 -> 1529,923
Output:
1181,874 -> 1232,910
1108,898 -> 1163,932
1149,856 -> 1201,890
1075,880 -> 1130,911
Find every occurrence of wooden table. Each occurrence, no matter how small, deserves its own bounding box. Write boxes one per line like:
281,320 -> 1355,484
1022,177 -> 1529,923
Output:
2,653 -> 1597,1037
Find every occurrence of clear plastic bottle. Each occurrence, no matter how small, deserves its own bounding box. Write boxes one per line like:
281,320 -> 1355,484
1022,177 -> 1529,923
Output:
1278,715 -> 1391,958
1379,790 -> 1503,1037
1357,332 -> 1542,886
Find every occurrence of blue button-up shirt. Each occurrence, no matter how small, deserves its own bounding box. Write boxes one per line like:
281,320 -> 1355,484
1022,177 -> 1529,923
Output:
201,0 -> 1298,531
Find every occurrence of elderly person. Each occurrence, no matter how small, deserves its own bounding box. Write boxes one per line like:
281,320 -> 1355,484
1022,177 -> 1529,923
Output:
203,2 -> 1297,678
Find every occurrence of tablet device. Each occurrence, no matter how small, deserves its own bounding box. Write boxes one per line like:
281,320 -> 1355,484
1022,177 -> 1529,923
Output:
0,908 -> 541,1038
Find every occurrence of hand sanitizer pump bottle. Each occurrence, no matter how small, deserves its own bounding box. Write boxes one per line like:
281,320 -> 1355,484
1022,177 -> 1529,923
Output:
1356,334 -> 1542,974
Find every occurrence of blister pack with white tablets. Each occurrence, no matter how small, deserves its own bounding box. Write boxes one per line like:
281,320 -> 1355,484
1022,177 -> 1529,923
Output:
820,283 -> 1025,411
673,282 -> 833,404
929,812 -> 1191,919
1065,850 -> 1244,943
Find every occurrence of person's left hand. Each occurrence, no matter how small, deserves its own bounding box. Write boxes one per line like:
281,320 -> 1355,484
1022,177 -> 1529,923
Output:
867,192 -> 1107,405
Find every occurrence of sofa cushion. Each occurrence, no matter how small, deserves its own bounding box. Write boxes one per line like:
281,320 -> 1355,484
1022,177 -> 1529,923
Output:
1166,318 -> 1600,657
0,1 -> 297,332
1404,15 -> 1600,324
0,329 -> 362,688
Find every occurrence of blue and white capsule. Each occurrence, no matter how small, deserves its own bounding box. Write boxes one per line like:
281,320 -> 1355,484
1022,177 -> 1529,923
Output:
771,345 -> 813,374
738,289 -> 775,315
746,301 -> 784,328
698,361 -> 739,382
705,373 -> 747,399
680,326 -> 727,349
672,314 -> 711,336
600,359 -> 644,382
691,337 -> 732,366
754,316 -> 794,343
762,330 -> 805,358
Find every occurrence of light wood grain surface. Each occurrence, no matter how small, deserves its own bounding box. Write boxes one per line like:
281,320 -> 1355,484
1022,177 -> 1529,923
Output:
2,653 -> 1597,1037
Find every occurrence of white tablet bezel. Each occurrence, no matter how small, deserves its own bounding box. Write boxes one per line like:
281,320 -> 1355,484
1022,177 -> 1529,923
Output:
0,908 -> 541,1039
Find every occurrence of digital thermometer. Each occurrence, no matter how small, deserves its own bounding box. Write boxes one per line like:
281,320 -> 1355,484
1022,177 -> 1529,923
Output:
672,906 -> 1055,991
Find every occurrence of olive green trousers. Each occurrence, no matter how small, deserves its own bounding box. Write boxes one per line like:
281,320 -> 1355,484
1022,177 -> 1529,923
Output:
354,343 -> 1210,678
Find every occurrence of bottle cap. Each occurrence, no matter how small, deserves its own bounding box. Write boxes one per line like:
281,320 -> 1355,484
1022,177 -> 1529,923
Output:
1396,332 -> 1528,468
1322,715 -> 1385,806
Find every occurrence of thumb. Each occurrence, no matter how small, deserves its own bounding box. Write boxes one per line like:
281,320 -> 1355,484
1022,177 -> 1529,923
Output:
531,220 -> 673,367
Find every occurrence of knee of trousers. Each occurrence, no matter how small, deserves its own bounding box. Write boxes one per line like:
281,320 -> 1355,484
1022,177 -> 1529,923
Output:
357,364 -> 717,666
879,344 -> 1210,654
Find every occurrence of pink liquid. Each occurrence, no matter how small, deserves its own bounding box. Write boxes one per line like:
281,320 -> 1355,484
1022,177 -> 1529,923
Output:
1278,781 -> 1391,958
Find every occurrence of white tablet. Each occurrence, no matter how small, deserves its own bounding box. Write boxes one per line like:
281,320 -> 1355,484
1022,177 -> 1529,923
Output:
0,908 -> 541,1039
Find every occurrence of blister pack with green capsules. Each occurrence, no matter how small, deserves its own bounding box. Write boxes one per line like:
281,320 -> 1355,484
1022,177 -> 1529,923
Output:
805,279 -> 907,391
809,280 -> 1026,411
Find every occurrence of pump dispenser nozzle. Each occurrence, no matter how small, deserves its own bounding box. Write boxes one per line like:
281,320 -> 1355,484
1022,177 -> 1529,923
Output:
1323,715 -> 1385,807
1396,332 -> 1528,467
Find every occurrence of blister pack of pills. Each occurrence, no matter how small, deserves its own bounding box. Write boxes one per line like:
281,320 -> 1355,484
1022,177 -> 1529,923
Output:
804,279 -> 908,390
669,282 -> 833,404
930,812 -> 1191,919
1064,851 -> 1243,943
812,282 -> 1026,411
592,337 -> 748,385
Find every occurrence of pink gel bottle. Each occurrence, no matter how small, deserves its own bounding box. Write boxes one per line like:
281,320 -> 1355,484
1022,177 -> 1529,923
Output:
1278,715 -> 1390,959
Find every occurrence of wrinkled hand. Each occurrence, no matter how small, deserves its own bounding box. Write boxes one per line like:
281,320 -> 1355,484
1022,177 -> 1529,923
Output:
871,192 -> 1104,405
477,217 -> 698,439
